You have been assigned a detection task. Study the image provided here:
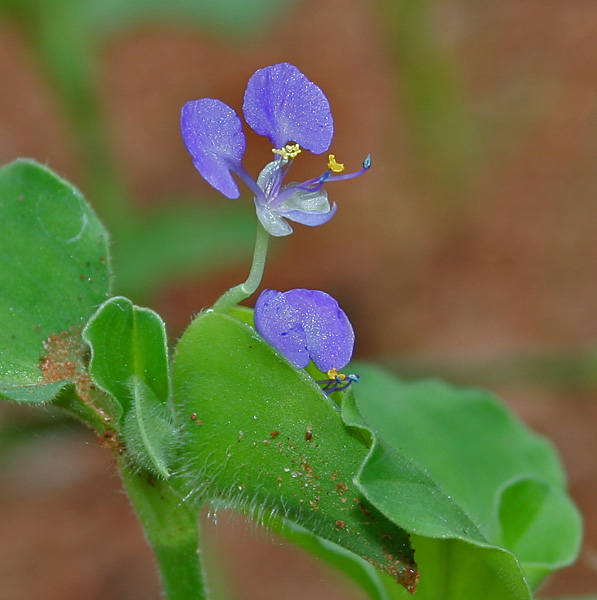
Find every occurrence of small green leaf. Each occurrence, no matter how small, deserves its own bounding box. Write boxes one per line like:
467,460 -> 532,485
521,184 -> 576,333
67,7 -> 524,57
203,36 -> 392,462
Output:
83,297 -> 169,412
83,296 -> 175,475
124,377 -> 175,478
172,309 -> 418,592
0,159 -> 111,403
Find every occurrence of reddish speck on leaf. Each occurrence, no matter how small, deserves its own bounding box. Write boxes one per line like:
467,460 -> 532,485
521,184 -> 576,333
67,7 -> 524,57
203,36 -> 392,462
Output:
40,327 -> 83,384
40,326 -> 112,426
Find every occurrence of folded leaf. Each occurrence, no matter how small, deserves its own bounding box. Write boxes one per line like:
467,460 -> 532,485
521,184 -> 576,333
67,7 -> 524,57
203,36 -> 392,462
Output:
172,309 -> 419,592
83,296 -> 175,474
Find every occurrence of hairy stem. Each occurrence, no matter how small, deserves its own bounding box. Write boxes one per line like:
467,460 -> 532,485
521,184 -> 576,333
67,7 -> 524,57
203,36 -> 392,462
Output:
120,465 -> 208,600
212,222 -> 270,312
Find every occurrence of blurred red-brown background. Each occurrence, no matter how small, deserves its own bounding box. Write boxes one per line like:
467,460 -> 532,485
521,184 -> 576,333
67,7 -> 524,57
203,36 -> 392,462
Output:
1,0 -> 596,598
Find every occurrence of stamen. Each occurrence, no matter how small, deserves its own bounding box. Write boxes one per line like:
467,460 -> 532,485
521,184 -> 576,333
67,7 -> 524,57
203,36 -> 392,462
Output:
272,143 -> 302,160
327,155 -> 345,173
326,368 -> 346,381
323,154 -> 372,183
316,368 -> 359,395
317,171 -> 332,184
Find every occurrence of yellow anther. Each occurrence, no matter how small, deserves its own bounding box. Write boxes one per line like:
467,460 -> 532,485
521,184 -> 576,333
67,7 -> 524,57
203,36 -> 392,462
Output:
327,154 -> 345,173
272,143 -> 302,160
326,368 -> 346,381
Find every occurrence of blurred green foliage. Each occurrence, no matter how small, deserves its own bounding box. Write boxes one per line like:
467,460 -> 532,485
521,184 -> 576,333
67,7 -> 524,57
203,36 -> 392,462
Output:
378,0 -> 483,208
0,0 -> 292,303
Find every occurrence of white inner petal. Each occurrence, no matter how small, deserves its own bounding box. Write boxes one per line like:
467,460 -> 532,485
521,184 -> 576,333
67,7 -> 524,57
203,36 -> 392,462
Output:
254,201 -> 293,236
280,187 -> 330,213
257,159 -> 284,197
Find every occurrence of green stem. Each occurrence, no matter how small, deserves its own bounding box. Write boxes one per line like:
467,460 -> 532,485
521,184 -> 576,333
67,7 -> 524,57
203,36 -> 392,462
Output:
119,465 -> 207,600
212,222 -> 270,312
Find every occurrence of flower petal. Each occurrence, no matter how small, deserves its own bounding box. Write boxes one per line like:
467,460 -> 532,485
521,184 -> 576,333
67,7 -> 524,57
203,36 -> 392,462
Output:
256,159 -> 285,200
281,187 -> 331,212
254,289 -> 309,368
242,63 -> 333,154
254,200 -> 294,237
277,188 -> 338,227
181,98 -> 246,199
277,202 -> 338,227
284,289 -> 355,372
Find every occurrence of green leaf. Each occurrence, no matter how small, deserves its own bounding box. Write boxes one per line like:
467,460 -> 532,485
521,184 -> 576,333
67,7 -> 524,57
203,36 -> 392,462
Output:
111,203 -> 255,300
171,309 -> 419,592
347,364 -> 582,598
0,159 -> 111,403
83,296 -> 175,475
347,435 -> 532,600
380,534 -> 532,600
497,477 -> 583,585
82,296 -> 169,411
124,377 -> 175,478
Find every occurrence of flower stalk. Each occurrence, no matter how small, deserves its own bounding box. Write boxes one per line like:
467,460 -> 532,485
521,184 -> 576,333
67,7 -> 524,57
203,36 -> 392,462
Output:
212,221 -> 270,312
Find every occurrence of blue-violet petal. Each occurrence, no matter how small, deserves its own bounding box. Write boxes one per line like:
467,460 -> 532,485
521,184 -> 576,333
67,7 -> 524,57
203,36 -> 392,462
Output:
284,289 -> 354,372
242,63 -> 334,154
254,290 -> 309,368
255,289 -> 354,373
181,98 -> 246,199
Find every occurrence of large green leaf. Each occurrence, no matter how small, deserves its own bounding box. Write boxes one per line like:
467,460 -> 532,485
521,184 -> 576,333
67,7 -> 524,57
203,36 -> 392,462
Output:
347,365 -> 582,598
83,296 -> 174,476
0,159 -> 111,403
172,308 -> 419,592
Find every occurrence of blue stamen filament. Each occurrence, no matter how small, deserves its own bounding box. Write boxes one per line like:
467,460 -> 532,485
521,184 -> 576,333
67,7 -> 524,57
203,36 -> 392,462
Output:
317,368 -> 360,394
270,155 -> 370,209
233,151 -> 371,211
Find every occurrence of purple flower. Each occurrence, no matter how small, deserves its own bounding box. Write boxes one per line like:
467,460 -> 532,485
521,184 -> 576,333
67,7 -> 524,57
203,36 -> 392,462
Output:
181,63 -> 370,237
254,288 -> 355,373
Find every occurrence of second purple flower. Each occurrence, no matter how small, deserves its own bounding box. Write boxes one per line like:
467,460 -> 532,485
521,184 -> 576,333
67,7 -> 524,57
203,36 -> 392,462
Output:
254,288 -> 354,373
